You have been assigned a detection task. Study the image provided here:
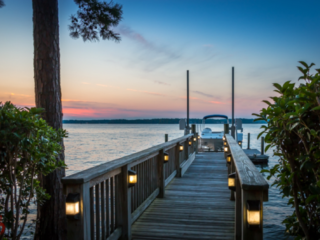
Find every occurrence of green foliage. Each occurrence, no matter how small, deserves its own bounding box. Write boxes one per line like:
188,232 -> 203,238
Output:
253,62 -> 320,239
70,0 -> 123,41
0,102 -> 67,239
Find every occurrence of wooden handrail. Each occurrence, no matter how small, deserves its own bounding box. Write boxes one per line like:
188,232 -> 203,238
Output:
62,133 -> 193,185
225,134 -> 269,190
62,133 -> 196,240
225,134 -> 269,240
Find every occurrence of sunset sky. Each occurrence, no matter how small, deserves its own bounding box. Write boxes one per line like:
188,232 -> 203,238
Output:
1,0 -> 320,119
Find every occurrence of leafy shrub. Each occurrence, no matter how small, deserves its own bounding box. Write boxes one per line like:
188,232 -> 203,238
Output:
253,62 -> 320,239
0,102 -> 67,239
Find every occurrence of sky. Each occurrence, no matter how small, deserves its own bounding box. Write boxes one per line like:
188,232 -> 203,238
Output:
1,0 -> 320,119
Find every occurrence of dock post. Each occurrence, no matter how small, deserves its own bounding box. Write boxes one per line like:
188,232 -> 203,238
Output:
118,165 -> 131,240
184,140 -> 189,163
224,123 -> 229,134
191,124 -> 197,153
230,159 -> 235,201
235,173 -> 242,240
241,190 -> 264,240
261,137 -> 265,155
247,133 -> 250,149
175,144 -> 181,177
157,150 -> 165,198
165,134 -> 168,142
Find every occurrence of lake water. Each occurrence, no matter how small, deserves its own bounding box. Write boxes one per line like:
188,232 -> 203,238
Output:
23,124 -> 293,239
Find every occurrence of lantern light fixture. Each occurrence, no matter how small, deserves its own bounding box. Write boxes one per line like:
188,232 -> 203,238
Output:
223,136 -> 226,141
179,144 -> 184,152
224,141 -> 227,146
189,140 -> 192,146
128,169 -> 137,188
247,200 -> 261,227
66,193 -> 80,219
164,152 -> 169,163
228,172 -> 236,191
224,147 -> 229,152
198,135 -> 200,139
193,137 -> 197,142
238,141 -> 242,146
226,154 -> 231,164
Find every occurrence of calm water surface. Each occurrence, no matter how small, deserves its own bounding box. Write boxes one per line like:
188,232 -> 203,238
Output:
23,124 -> 293,239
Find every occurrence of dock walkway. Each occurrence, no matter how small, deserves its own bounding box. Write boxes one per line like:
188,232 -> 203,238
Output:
131,152 -> 235,240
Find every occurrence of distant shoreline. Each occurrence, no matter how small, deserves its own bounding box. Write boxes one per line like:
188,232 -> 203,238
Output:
63,118 -> 266,124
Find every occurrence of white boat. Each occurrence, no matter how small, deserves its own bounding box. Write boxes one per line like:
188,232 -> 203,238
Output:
200,115 -> 243,151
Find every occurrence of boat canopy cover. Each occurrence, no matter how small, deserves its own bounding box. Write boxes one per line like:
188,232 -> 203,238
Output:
203,114 -> 228,120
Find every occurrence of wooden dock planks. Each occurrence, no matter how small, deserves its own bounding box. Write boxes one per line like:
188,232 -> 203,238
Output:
131,152 -> 235,240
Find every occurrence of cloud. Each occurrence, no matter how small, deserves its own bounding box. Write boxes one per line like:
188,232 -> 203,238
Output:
193,90 -> 214,98
82,82 -> 91,85
117,25 -> 182,72
62,99 -> 117,109
154,81 -> 170,86
126,89 -> 165,96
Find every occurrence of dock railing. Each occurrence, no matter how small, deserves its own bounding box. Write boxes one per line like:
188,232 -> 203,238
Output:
224,134 -> 269,240
62,133 -> 197,240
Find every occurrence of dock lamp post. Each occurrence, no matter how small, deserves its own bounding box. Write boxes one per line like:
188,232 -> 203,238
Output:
247,200 -> 261,227
164,152 -> 169,163
179,144 -> 184,152
228,172 -> 236,191
128,169 -> 137,187
66,193 -> 80,219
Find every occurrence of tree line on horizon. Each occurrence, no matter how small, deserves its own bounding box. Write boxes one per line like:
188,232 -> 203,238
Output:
63,118 -> 267,124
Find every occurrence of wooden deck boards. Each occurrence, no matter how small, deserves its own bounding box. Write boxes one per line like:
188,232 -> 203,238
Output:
131,152 -> 235,240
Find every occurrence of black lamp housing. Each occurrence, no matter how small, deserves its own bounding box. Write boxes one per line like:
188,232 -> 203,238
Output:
179,144 -> 184,152
226,153 -> 232,165
128,169 -> 137,188
247,200 -> 261,228
228,172 -> 236,191
164,152 -> 169,163
66,193 -> 80,220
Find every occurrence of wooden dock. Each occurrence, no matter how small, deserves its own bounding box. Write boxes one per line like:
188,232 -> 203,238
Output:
62,128 -> 269,240
131,152 -> 234,240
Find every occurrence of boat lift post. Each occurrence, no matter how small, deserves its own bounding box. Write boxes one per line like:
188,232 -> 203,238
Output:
185,70 -> 190,135
231,67 -> 235,138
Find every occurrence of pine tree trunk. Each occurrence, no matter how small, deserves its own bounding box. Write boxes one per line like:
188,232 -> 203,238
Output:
32,0 -> 66,239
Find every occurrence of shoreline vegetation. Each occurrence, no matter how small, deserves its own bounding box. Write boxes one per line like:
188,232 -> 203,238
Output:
63,118 -> 266,124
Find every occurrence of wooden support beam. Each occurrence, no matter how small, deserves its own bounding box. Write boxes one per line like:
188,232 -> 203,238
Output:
175,144 -> 181,177
241,190 -> 264,240
117,165 -> 131,240
235,173 -> 242,240
157,150 -> 165,198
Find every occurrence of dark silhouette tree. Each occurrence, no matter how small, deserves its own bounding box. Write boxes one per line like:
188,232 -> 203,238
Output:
1,0 -> 122,239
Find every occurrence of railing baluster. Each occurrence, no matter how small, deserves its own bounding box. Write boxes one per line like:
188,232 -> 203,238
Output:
95,183 -> 100,240
106,179 -> 109,237
110,176 -> 114,233
101,181 -> 106,239
90,187 -> 94,240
